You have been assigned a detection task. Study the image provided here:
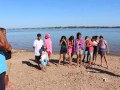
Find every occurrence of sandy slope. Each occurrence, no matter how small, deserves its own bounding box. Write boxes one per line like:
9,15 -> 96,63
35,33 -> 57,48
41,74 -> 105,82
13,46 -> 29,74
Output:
6,49 -> 120,90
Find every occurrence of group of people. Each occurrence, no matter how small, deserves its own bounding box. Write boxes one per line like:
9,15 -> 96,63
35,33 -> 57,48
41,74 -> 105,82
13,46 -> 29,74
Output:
33,32 -> 109,72
33,33 -> 52,72
0,27 -> 110,90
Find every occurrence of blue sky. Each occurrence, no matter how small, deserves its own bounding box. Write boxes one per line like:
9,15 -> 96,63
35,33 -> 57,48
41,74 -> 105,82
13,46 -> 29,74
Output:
0,0 -> 120,28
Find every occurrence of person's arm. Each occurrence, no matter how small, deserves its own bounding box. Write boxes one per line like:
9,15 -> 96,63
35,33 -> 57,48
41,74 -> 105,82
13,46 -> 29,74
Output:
81,39 -> 84,50
33,40 -> 36,49
86,40 -> 90,47
62,38 -> 67,45
105,41 -> 109,53
59,40 -> 63,46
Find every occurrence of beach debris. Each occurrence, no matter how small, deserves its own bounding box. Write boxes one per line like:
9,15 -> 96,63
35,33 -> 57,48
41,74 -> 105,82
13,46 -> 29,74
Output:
102,78 -> 108,82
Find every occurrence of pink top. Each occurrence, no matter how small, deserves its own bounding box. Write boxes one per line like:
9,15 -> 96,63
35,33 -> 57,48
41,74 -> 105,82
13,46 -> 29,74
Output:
75,38 -> 84,52
67,40 -> 74,53
44,38 -> 52,53
68,40 -> 73,49
89,40 -> 94,52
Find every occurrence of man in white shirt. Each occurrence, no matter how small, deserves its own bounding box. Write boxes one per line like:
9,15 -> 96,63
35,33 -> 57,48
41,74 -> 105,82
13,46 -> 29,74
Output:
33,33 -> 44,67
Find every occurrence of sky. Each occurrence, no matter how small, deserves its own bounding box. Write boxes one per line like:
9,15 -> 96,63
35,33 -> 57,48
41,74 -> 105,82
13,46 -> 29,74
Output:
0,0 -> 120,28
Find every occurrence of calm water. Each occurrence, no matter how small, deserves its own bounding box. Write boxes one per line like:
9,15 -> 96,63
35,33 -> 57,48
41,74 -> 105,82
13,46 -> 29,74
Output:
6,28 -> 120,55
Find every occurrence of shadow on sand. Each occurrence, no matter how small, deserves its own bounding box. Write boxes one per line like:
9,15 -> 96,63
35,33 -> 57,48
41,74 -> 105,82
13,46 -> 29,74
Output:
87,67 -> 120,77
22,60 -> 41,70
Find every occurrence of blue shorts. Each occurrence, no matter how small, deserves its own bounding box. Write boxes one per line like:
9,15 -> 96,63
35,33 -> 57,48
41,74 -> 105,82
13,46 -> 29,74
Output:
41,60 -> 47,66
99,48 -> 106,56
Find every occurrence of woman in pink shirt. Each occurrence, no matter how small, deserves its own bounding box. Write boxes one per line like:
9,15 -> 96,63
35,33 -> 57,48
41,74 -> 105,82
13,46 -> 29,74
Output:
75,32 -> 84,67
87,37 -> 94,66
44,34 -> 52,61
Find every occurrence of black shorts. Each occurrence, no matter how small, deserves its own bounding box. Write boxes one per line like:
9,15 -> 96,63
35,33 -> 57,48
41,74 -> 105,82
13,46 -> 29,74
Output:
93,46 -> 98,54
60,48 -> 67,54
35,56 -> 41,61
0,72 -> 6,90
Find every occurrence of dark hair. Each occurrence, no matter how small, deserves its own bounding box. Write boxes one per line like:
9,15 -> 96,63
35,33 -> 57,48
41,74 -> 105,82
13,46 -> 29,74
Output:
77,32 -> 81,39
37,33 -> 41,37
92,36 -> 95,39
60,36 -> 66,42
94,35 -> 98,40
85,36 -> 89,40
95,35 -> 98,38
69,35 -> 74,41
99,35 -> 103,39
0,28 -> 6,31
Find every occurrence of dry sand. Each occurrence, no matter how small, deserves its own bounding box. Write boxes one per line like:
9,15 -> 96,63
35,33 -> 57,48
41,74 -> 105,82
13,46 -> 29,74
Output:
6,49 -> 120,90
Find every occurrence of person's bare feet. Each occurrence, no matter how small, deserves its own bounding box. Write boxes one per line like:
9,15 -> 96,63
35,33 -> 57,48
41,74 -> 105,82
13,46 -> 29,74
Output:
42,67 -> 46,72
100,64 -> 103,67
106,66 -> 108,69
79,64 -> 82,67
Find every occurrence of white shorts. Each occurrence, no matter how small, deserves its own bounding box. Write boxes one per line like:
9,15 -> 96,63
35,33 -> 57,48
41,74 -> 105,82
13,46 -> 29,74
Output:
76,50 -> 83,55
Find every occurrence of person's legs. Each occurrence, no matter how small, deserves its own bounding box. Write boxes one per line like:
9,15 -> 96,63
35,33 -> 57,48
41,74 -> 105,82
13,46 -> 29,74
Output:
84,51 -> 88,63
100,53 -> 103,67
79,54 -> 82,67
46,51 -> 51,66
35,56 -> 40,67
79,50 -> 84,67
93,53 -> 97,64
63,53 -> 66,65
68,53 -> 72,66
58,54 -> 63,65
88,52 -> 91,66
0,72 -> 5,90
77,53 -> 79,66
47,51 -> 51,60
88,52 -> 93,66
104,54 -> 108,69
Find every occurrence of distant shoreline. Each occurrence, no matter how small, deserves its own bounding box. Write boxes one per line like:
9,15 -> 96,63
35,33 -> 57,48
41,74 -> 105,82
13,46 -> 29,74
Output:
8,26 -> 120,30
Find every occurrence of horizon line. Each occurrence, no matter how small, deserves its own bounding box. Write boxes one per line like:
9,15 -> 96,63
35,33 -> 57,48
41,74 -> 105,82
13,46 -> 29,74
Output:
6,26 -> 120,29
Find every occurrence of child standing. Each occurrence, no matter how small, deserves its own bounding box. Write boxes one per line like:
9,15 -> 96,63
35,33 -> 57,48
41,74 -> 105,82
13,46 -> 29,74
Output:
93,36 -> 99,64
44,34 -> 52,65
87,37 -> 94,66
98,36 -> 109,69
67,36 -> 74,66
58,36 -> 67,65
83,36 -> 89,63
40,48 -> 49,72
75,32 -> 84,67
33,33 -> 44,67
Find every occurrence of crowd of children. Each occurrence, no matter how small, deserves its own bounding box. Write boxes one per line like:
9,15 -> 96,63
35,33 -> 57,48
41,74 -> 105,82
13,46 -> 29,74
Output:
33,32 -> 109,72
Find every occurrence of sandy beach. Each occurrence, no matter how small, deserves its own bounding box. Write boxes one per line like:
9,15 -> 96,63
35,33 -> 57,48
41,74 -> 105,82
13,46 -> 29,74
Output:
6,49 -> 120,90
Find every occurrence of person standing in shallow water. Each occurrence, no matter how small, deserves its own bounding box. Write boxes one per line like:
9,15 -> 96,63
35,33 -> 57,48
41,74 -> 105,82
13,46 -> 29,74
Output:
58,36 -> 67,65
98,36 -> 109,69
75,32 -> 84,67
0,28 -> 12,90
33,33 -> 44,67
